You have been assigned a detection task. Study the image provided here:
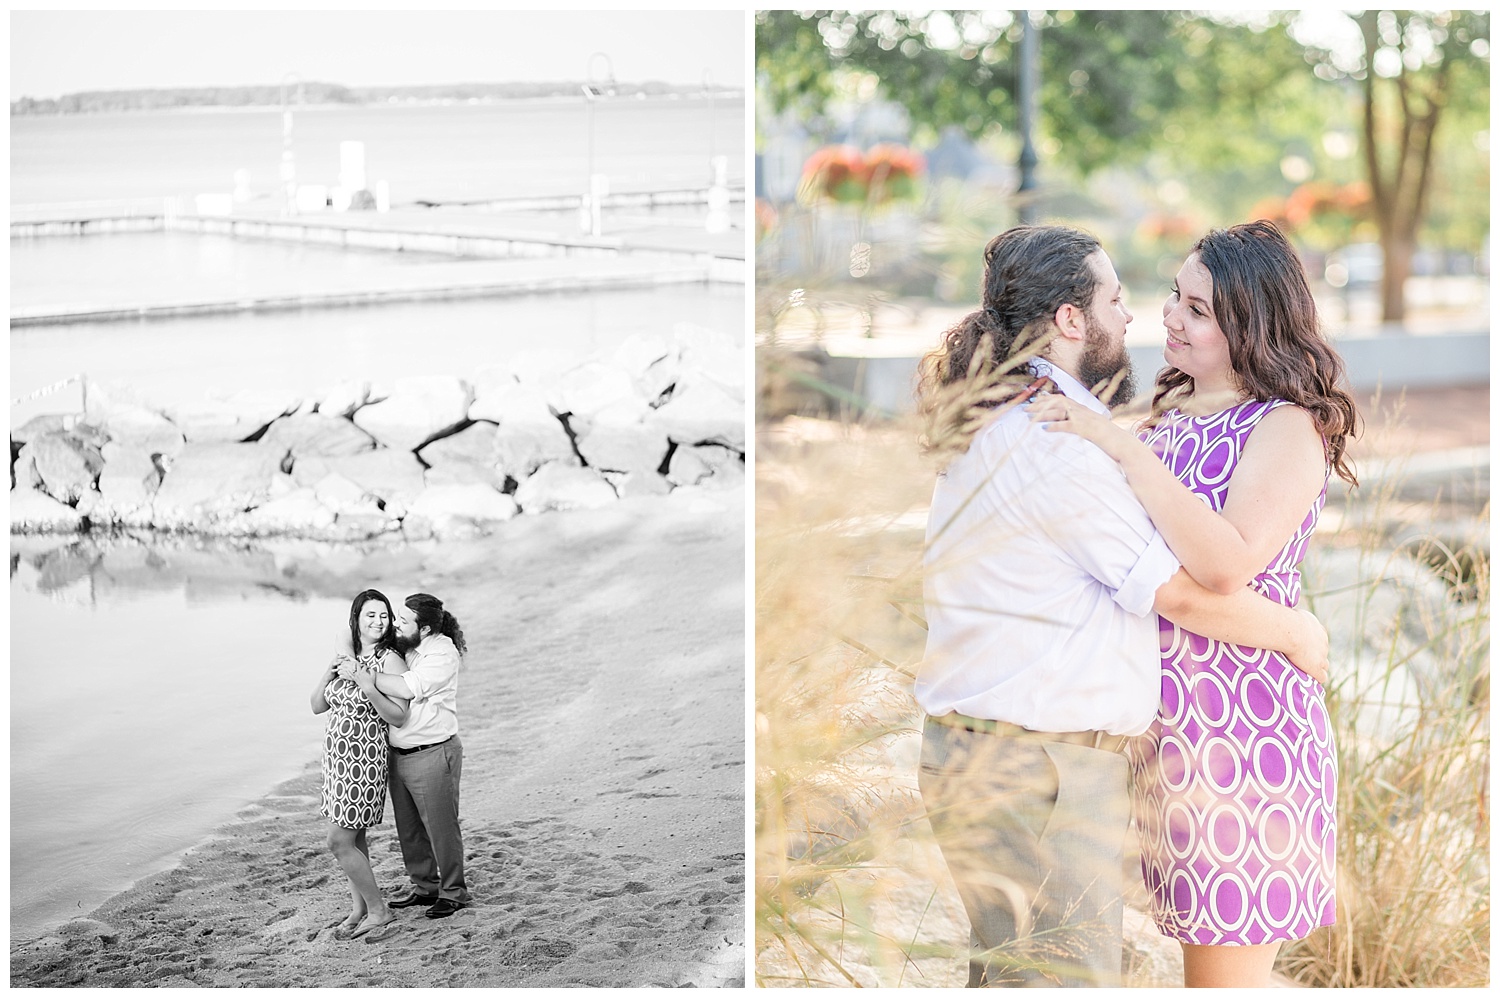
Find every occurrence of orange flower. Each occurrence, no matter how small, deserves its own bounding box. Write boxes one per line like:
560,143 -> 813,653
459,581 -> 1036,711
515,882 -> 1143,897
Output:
800,145 -> 867,203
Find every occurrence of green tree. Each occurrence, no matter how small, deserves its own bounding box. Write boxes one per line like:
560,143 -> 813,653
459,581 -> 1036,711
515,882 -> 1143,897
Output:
756,11 -> 1311,174
757,9 -> 1489,321
1297,10 -> 1489,321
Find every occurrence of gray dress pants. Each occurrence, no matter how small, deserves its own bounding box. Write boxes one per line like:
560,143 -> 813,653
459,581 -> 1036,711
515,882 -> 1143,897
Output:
918,717 -> 1131,987
389,735 -> 470,903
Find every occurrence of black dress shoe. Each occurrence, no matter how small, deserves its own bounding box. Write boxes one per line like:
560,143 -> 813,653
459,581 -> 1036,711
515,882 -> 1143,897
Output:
425,898 -> 465,919
389,892 -> 439,908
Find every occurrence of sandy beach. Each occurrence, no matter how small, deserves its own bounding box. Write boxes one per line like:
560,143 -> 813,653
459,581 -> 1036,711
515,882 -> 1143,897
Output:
11,488 -> 746,988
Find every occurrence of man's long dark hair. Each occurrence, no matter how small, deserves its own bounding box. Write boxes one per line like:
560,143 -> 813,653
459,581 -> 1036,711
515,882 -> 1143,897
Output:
917,225 -> 1103,456
406,593 -> 467,655
1149,220 -> 1360,485
348,589 -> 398,658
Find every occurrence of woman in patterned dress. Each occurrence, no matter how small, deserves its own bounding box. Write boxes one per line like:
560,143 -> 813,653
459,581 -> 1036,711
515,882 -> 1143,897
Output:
310,589 -> 410,941
1028,220 -> 1359,985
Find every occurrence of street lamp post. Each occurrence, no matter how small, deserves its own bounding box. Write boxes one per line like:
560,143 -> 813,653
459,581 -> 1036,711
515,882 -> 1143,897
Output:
581,52 -> 615,237
703,68 -> 730,234
1017,12 -> 1040,224
280,73 -> 302,216
703,69 -> 716,174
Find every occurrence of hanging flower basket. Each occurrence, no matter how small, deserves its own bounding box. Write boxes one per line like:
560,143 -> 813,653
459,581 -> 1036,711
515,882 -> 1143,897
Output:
799,144 -> 926,206
862,143 -> 925,204
800,145 -> 867,204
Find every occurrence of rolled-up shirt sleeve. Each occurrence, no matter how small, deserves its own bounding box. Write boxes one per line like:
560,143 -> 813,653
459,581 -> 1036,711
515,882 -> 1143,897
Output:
403,645 -> 460,700
1113,531 -> 1179,616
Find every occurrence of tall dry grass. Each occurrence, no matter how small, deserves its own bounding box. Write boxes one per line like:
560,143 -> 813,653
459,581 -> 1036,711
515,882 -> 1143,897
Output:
753,367 -> 1490,988
1281,434 -> 1490,987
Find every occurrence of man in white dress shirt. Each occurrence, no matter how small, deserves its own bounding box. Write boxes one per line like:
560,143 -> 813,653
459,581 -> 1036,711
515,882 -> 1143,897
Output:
345,592 -> 471,920
914,225 -> 1327,987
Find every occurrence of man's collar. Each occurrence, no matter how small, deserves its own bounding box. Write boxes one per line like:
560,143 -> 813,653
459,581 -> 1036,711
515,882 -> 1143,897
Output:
415,633 -> 453,654
1032,360 -> 1111,417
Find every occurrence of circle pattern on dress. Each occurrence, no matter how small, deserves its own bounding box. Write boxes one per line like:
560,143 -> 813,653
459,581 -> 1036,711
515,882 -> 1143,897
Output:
319,651 -> 390,829
1128,399 -> 1338,945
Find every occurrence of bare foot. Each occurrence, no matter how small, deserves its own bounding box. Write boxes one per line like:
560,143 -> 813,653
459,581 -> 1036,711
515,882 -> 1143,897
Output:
333,908 -> 366,940
348,909 -> 397,940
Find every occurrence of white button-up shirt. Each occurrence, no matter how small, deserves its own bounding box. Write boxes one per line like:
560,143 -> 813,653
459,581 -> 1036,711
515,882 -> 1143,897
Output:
389,634 -> 461,749
915,364 -> 1180,736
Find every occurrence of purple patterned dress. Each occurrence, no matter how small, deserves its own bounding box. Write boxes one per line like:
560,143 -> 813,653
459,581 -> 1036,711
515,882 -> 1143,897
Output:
1128,399 -> 1337,945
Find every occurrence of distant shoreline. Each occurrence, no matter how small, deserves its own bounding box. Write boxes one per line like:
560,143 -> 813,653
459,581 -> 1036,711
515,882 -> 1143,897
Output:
11,82 -> 745,117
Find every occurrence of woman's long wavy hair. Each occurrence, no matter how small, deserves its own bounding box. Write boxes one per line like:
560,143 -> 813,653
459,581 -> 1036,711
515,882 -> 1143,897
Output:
916,225 -> 1103,458
1151,220 -> 1360,485
348,589 -> 398,659
406,593 -> 467,656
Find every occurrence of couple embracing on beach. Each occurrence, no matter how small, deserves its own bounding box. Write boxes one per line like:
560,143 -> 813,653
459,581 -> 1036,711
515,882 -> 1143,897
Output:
310,590 -> 470,942
915,221 -> 1356,987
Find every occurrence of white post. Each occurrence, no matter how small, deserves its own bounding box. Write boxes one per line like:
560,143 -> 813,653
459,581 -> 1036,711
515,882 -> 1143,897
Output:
705,155 -> 729,233
589,173 -> 608,237
281,109 -> 297,215
339,141 -> 367,192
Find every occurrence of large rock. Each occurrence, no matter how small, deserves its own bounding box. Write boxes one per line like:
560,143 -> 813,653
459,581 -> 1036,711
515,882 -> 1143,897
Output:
403,483 -> 519,540
601,469 -> 673,498
97,403 -> 185,459
82,379 -> 156,422
480,384 -> 578,483
310,471 -> 376,512
258,412 -> 377,462
508,348 -> 581,388
167,390 -> 301,444
469,364 -> 515,402
16,432 -> 104,504
674,323 -> 745,396
514,462 -> 618,514
351,376 -> 473,451
546,360 -> 641,421
243,487 -> 337,535
290,449 -> 427,519
12,414 -> 98,447
316,380 -> 374,419
645,373 -> 745,451
150,442 -> 285,529
238,481 -> 398,540
10,486 -> 85,533
417,421 -> 503,488
613,333 -> 680,404
573,397 -> 670,474
667,443 -> 744,489
92,440 -> 166,521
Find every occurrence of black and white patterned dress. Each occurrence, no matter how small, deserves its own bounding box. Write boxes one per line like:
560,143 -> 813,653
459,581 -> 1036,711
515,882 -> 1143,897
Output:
320,650 -> 390,829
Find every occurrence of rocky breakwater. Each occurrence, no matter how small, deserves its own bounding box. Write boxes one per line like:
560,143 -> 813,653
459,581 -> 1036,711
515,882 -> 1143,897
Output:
10,326 -> 744,540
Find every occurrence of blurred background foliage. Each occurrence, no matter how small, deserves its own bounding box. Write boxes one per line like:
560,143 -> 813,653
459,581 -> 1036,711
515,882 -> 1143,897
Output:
755,9 -> 1489,322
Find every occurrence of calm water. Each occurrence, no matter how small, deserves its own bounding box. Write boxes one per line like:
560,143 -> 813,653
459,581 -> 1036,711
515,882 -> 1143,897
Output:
10,539 -> 351,938
11,230 -> 457,312
11,98 -> 745,206
10,275 -> 741,424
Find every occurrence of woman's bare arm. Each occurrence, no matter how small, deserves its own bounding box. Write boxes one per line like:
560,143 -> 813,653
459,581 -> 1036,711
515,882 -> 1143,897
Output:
1031,399 -> 1326,593
353,650 -> 410,727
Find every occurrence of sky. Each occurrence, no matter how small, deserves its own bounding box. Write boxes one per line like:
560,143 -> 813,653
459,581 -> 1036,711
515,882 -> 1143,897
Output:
9,10 -> 748,99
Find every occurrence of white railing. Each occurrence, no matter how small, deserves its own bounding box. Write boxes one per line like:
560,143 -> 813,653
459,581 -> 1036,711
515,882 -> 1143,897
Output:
10,199 -> 175,224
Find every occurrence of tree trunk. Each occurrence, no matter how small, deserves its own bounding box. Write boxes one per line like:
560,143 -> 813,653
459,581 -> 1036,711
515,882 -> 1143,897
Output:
1379,234 -> 1413,325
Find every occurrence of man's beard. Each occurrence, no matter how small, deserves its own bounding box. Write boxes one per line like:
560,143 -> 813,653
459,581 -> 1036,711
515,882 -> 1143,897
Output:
393,632 -> 420,656
1078,312 -> 1136,407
